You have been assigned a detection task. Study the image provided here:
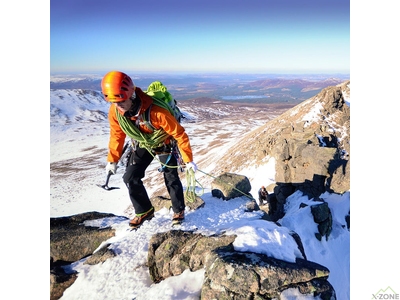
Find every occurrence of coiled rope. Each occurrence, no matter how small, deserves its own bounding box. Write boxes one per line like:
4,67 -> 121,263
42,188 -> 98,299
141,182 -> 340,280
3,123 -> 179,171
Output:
184,168 -> 204,203
116,112 -> 169,150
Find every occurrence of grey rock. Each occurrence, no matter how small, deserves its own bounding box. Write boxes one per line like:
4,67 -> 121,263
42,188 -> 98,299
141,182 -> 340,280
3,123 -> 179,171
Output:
146,230 -> 335,299
211,173 -> 252,200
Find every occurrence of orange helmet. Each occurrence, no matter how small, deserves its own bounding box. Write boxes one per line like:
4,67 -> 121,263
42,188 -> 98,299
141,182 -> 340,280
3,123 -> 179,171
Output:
101,71 -> 135,102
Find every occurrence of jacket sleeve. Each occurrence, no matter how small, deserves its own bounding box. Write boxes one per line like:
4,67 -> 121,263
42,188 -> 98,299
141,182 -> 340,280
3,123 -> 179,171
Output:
150,106 -> 193,163
107,105 -> 126,162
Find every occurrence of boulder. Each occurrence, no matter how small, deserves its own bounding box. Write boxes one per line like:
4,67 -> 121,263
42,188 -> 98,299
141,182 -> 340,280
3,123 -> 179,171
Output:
211,173 -> 252,200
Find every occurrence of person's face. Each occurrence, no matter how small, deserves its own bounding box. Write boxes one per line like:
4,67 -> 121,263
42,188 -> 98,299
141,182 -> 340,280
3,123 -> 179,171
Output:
113,97 -> 133,113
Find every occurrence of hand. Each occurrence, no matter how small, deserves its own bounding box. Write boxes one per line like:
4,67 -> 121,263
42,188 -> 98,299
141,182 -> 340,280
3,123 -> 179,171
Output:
186,162 -> 198,172
106,162 -> 118,175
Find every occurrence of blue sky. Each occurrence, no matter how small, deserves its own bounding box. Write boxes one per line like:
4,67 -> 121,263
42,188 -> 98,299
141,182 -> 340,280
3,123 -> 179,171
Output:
50,0 -> 349,75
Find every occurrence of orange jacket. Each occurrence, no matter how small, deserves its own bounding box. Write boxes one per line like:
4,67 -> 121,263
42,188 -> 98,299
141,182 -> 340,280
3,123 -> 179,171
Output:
107,87 -> 193,164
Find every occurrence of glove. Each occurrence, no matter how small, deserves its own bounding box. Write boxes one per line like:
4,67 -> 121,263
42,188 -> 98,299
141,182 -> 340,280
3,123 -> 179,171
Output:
186,162 -> 198,173
106,162 -> 118,175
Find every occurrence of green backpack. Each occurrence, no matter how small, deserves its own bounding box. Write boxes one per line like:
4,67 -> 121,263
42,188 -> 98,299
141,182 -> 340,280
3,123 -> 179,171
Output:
115,81 -> 183,150
143,81 -> 183,131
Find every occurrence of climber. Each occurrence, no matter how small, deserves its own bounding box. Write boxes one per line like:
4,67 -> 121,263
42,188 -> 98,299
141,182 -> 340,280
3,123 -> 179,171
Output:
101,71 -> 198,228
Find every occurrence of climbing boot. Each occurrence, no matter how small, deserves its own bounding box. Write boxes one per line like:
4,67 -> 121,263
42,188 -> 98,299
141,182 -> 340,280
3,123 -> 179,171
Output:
129,207 -> 155,228
172,210 -> 185,226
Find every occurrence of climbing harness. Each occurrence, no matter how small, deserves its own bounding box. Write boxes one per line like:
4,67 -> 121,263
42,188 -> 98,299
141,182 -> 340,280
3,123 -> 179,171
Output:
157,152 -> 173,173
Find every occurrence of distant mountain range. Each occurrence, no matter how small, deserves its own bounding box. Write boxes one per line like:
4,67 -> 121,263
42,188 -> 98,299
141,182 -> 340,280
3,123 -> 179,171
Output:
50,73 -> 349,104
247,78 -> 343,91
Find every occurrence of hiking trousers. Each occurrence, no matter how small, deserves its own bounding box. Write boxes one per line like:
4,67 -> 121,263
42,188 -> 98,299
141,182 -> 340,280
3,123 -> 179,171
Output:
123,145 -> 185,215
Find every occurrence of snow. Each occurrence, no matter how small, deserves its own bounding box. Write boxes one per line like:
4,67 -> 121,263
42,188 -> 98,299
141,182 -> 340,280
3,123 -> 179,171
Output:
50,89 -> 350,300
301,101 -> 323,125
59,190 -> 349,300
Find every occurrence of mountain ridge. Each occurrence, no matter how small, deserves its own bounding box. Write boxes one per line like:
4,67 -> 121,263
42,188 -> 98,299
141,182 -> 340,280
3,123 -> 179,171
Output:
50,74 -> 349,103
210,80 -> 350,174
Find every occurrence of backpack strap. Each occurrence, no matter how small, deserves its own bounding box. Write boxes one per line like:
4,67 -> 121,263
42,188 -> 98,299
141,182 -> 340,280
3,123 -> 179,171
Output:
141,104 -> 156,132
141,100 -> 181,133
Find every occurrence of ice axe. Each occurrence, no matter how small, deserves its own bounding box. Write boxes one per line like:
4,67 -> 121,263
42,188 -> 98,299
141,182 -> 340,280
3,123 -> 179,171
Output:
97,171 -> 120,191
97,140 -> 133,191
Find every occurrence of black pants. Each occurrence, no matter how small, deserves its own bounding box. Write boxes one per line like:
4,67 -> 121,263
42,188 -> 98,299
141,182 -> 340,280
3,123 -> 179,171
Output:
122,145 -> 185,215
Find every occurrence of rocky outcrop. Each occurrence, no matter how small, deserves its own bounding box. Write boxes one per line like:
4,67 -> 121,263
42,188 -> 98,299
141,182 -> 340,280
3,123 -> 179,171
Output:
50,212 -> 120,300
147,230 -> 334,299
50,211 -> 117,262
147,230 -> 237,282
202,249 -> 334,299
50,192 -> 335,299
213,81 -> 350,222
